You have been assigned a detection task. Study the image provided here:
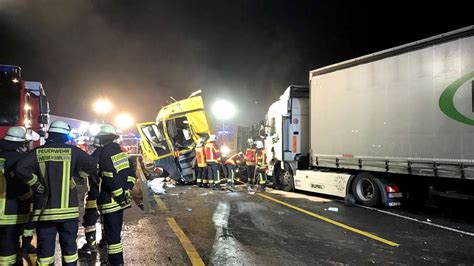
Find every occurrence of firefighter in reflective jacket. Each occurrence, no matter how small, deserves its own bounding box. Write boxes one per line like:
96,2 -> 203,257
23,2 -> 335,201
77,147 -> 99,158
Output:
0,127 -> 33,265
204,135 -> 221,190
94,124 -> 135,265
224,152 -> 244,190
245,139 -> 257,186
15,121 -> 97,265
255,141 -> 268,191
78,140 -> 102,255
195,138 -> 208,188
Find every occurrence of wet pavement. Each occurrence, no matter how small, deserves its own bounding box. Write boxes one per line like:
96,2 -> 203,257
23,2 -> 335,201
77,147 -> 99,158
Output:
130,184 -> 474,265
35,182 -> 474,265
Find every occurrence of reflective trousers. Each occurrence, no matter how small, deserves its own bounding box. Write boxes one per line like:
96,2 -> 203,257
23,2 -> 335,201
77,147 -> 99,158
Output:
257,168 -> 267,186
82,207 -> 98,235
246,165 -> 256,184
103,210 -> 124,265
196,167 -> 208,185
226,165 -> 236,185
36,220 -> 79,266
207,163 -> 220,185
0,225 -> 22,265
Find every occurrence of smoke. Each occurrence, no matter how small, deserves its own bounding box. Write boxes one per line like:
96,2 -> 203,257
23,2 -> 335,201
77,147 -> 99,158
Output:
1,1 -> 471,127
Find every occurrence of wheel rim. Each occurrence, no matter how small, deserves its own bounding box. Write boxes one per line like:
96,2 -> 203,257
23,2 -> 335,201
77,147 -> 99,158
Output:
356,178 -> 375,201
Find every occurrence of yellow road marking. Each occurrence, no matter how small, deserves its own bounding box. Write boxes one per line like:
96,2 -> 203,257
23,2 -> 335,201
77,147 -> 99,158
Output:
167,217 -> 205,266
154,195 -> 168,211
257,193 -> 400,247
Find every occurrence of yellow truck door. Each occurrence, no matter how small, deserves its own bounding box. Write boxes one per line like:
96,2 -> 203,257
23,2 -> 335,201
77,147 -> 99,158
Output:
136,122 -> 174,161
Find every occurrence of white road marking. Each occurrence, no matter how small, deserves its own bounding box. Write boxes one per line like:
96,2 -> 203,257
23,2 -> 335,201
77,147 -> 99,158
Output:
211,202 -> 253,265
348,201 -> 474,237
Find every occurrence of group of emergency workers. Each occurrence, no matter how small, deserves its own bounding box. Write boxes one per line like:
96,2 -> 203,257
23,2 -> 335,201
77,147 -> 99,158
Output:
194,134 -> 267,191
0,121 -> 135,265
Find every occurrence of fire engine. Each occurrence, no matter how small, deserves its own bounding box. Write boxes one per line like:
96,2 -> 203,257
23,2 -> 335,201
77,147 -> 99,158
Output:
0,65 -> 49,147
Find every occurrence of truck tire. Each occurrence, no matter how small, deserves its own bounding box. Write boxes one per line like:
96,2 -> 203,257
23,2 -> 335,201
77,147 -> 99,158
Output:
352,172 -> 380,207
278,163 -> 294,192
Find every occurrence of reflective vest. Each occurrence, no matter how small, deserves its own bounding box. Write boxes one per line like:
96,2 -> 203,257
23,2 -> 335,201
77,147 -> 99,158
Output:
0,149 -> 31,226
195,146 -> 207,167
225,153 -> 242,166
15,141 -> 97,222
204,142 -> 220,163
245,148 -> 256,166
96,143 -> 136,214
256,149 -> 267,169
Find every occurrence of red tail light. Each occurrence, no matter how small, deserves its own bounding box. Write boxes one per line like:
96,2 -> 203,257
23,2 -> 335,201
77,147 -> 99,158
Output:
385,186 -> 399,193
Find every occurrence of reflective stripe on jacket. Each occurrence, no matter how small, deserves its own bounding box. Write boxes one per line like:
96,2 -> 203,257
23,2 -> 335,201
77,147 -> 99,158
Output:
256,149 -> 267,169
96,143 -> 135,214
204,142 -> 220,163
195,146 -> 207,167
15,141 -> 97,222
0,149 -> 31,226
225,153 -> 242,166
245,149 -> 256,166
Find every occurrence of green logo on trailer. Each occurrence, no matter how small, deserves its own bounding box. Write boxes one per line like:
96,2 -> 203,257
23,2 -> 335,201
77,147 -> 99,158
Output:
439,71 -> 474,125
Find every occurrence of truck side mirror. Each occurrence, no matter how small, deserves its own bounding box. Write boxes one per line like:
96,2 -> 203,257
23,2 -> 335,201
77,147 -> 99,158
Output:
38,95 -> 49,125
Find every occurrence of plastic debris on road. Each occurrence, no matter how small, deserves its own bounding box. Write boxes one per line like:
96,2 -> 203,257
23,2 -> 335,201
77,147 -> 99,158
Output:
186,208 -> 192,212
148,178 -> 166,195
325,207 -> 339,212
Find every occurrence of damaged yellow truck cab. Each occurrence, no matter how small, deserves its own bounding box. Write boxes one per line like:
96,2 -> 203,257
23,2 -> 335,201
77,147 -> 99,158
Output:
137,91 -> 211,183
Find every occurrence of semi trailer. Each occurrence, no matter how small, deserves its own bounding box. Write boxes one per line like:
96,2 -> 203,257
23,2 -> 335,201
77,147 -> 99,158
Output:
265,26 -> 474,207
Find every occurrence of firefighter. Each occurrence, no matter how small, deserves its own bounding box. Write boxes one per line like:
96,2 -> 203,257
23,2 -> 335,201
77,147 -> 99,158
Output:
255,140 -> 268,191
195,138 -> 208,188
94,124 -> 135,265
78,140 -> 102,256
245,139 -> 257,187
224,152 -> 244,191
15,120 -> 97,265
204,135 -> 221,190
0,127 -> 33,265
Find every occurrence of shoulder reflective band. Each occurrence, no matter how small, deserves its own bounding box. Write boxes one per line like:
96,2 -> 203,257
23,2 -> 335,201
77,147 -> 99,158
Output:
111,153 -> 130,172
127,176 -> 136,185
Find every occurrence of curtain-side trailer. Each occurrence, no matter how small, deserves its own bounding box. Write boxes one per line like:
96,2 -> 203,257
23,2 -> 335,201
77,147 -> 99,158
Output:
266,26 -> 474,207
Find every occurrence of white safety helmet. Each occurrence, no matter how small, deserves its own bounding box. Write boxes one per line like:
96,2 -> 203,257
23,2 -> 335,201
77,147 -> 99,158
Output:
209,134 -> 217,142
95,124 -> 119,138
255,140 -> 264,149
48,120 -> 71,135
4,127 -> 28,142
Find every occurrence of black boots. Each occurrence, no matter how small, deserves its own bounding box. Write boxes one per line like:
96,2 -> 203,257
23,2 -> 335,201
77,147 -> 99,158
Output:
79,232 -> 97,255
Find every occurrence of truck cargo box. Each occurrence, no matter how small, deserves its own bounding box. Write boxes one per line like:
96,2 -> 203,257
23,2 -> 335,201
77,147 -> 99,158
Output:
309,26 -> 474,179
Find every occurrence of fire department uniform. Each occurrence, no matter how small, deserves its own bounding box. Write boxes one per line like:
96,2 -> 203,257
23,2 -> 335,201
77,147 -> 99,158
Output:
0,142 -> 32,265
195,145 -> 208,187
245,148 -> 257,185
78,147 -> 102,255
15,139 -> 97,265
225,153 -> 243,188
204,142 -> 221,189
256,148 -> 268,188
96,142 -> 135,265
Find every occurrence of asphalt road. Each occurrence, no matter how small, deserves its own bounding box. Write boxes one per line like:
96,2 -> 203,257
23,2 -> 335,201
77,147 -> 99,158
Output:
65,182 -> 474,265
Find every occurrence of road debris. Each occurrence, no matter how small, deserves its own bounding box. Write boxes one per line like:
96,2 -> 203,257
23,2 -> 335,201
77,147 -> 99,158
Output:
148,178 -> 166,195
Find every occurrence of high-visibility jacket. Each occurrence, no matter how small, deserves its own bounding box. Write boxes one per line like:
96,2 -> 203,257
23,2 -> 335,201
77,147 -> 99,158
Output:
256,149 -> 267,169
0,141 -> 32,226
15,141 -> 97,222
195,146 -> 207,167
245,148 -> 256,166
96,143 -> 136,214
204,142 -> 220,163
225,153 -> 242,166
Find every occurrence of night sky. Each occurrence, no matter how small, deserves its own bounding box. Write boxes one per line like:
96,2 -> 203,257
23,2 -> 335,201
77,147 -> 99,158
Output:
0,1 -> 472,126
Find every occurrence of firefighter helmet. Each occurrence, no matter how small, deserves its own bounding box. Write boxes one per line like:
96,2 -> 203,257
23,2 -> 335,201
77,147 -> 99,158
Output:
209,134 -> 217,142
3,126 -> 28,142
95,124 -> 119,138
48,120 -> 71,135
255,140 -> 264,149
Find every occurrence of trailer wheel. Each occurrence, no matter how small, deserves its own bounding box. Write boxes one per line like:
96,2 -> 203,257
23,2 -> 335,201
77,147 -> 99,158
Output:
278,163 -> 294,192
352,173 -> 380,207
